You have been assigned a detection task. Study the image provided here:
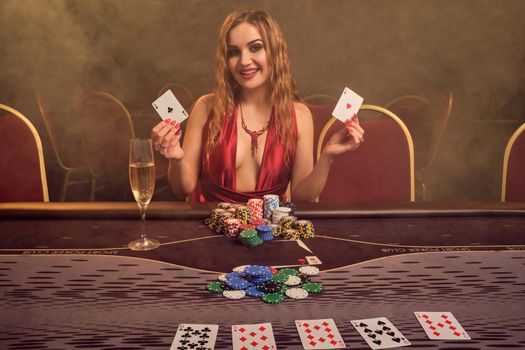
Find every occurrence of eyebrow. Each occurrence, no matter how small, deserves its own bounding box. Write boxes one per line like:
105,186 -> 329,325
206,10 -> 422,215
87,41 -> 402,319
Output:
227,39 -> 263,49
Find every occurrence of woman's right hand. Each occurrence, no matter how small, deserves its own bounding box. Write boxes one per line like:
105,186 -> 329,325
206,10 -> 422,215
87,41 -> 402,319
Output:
151,119 -> 184,161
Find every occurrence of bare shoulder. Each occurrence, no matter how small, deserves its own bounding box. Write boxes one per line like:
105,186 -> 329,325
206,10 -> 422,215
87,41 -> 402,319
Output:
293,101 -> 313,135
190,93 -> 215,125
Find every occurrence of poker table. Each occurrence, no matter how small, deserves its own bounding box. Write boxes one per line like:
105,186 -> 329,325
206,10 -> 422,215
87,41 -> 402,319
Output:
1,201 -> 524,349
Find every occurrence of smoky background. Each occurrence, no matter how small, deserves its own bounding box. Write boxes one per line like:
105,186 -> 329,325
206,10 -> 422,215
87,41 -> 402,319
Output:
1,0 -> 524,201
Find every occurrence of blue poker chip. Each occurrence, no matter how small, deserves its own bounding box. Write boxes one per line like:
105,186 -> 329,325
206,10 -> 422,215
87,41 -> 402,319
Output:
226,271 -> 245,280
245,286 -> 264,297
245,265 -> 271,277
226,276 -> 252,290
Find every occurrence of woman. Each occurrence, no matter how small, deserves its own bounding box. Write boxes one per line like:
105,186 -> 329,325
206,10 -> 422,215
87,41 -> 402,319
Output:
151,9 -> 364,202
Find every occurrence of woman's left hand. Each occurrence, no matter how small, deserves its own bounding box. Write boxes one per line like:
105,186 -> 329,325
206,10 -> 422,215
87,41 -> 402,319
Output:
322,115 -> 365,158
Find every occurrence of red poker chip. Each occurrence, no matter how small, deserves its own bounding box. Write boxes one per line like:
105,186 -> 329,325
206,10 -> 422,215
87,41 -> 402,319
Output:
269,266 -> 278,275
298,258 -> 306,264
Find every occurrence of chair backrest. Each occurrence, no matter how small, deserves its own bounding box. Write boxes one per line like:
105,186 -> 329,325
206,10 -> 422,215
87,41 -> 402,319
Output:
502,122 -> 525,201
76,91 -> 135,183
0,104 -> 49,202
385,92 -> 453,170
303,95 -> 338,163
317,105 -> 415,203
36,94 -> 88,170
157,83 -> 194,112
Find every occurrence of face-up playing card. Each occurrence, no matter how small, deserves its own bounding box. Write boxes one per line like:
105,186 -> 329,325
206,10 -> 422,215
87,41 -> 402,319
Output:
351,317 -> 410,349
231,323 -> 277,350
152,89 -> 189,122
414,312 -> 470,340
332,87 -> 364,123
305,256 -> 322,265
170,324 -> 219,350
295,319 -> 346,349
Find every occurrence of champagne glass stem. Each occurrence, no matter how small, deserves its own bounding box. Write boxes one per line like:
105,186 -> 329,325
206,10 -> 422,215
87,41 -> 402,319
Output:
139,205 -> 147,243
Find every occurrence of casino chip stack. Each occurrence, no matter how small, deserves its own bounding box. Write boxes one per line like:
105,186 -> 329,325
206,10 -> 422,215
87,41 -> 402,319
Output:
247,198 -> 264,220
272,206 -> 291,224
294,219 -> 315,239
256,224 -> 274,241
239,229 -> 263,247
263,194 -> 280,220
206,264 -> 322,304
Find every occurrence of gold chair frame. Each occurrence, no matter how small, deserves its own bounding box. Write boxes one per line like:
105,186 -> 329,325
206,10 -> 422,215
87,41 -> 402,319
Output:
0,103 -> 49,202
501,122 -> 525,201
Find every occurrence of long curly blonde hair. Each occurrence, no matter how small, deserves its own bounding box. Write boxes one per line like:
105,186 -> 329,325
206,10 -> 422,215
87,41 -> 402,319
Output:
205,9 -> 299,165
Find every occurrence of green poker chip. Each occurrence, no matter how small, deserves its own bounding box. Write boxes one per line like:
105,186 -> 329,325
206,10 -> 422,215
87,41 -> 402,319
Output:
302,282 -> 323,293
278,268 -> 298,276
206,281 -> 225,293
272,273 -> 289,284
261,292 -> 285,304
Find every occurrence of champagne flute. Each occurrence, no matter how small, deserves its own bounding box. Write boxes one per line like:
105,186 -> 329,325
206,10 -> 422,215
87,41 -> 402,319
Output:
128,138 -> 159,251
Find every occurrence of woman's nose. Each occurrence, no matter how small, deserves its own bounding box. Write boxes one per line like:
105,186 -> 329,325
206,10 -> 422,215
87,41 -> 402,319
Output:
240,50 -> 252,66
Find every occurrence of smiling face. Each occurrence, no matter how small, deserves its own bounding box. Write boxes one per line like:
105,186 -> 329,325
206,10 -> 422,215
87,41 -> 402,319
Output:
226,22 -> 270,93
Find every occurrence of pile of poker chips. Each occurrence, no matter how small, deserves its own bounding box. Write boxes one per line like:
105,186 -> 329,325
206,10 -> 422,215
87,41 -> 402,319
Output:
205,199 -> 316,244
206,265 -> 323,304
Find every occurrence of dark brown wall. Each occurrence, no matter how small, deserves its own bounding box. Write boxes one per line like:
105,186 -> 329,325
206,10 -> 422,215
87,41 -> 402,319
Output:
1,0 -> 524,201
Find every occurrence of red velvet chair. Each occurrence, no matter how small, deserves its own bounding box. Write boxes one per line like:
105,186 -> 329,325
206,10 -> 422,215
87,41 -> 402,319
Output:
0,104 -> 49,202
157,83 -> 194,112
317,105 -> 415,203
303,95 -> 338,163
36,94 -> 93,201
385,92 -> 453,200
502,122 -> 525,201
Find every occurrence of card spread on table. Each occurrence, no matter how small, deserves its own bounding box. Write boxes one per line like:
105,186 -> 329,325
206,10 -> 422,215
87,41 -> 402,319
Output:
231,322 -> 277,350
152,89 -> 189,122
295,318 -> 346,349
351,317 -> 410,349
332,87 -> 364,122
170,324 -> 219,350
414,312 -> 470,340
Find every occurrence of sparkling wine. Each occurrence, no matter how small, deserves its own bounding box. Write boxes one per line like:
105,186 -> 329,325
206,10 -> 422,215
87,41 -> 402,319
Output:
129,162 -> 155,206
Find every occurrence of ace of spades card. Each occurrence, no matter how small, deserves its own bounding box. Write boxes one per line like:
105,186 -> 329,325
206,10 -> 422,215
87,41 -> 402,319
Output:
170,324 -> 219,350
295,319 -> 346,349
231,323 -> 277,350
351,317 -> 410,349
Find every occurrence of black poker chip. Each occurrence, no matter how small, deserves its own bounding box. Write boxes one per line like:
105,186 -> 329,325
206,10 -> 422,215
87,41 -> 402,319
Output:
298,274 -> 311,284
257,281 -> 282,293
220,283 -> 235,291
279,201 -> 295,215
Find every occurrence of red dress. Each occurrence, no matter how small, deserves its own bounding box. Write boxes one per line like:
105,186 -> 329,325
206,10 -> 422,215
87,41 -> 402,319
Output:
197,104 -> 297,202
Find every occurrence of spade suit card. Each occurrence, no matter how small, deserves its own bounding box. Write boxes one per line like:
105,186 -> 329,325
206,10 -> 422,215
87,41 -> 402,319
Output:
351,317 -> 410,349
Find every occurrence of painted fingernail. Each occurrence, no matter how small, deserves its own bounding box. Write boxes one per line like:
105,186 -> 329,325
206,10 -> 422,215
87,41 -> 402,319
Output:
165,118 -> 171,122
177,130 -> 182,136
170,120 -> 177,125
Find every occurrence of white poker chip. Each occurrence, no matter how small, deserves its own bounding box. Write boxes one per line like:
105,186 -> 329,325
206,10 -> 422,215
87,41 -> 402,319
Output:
284,275 -> 302,286
285,287 -> 308,300
232,265 -> 248,273
217,274 -> 227,282
299,266 -> 320,276
223,290 -> 246,299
